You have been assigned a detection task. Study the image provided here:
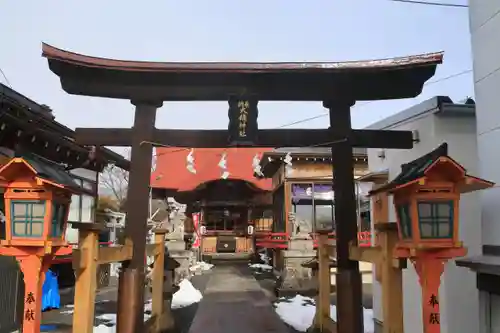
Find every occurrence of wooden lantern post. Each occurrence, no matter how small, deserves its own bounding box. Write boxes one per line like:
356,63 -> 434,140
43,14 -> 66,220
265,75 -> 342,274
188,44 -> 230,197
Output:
0,157 -> 80,333
371,143 -> 494,333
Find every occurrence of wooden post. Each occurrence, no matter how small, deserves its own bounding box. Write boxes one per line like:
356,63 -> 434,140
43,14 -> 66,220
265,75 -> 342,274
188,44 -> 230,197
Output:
151,229 -> 171,331
377,223 -> 404,333
17,255 -> 46,333
348,222 -> 405,333
317,232 -> 331,331
72,224 -> 101,333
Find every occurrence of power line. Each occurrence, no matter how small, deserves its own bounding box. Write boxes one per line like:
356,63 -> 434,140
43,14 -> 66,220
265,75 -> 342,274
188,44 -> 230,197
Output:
277,68 -> 473,128
151,68 -> 472,157
390,0 -> 468,8
0,68 -> 11,88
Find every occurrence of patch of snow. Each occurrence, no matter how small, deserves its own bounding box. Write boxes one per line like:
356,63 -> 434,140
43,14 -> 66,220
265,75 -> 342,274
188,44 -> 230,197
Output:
189,261 -> 214,272
93,324 -> 115,332
258,250 -> 271,265
274,295 -> 374,333
249,263 -> 273,271
274,295 -> 317,332
93,299 -> 154,332
172,279 -> 203,309
97,313 -> 117,324
61,299 -> 111,315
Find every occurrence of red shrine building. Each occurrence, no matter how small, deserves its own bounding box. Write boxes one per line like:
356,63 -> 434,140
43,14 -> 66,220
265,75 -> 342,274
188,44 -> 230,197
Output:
150,147 -> 273,259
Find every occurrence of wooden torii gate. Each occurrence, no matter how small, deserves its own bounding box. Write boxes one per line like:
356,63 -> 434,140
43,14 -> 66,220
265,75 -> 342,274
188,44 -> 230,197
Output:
42,43 -> 442,333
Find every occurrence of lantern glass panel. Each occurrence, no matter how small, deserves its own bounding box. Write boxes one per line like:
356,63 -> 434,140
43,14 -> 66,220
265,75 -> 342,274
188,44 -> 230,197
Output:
51,203 -> 67,237
11,200 -> 46,237
396,203 -> 412,239
417,201 -> 454,239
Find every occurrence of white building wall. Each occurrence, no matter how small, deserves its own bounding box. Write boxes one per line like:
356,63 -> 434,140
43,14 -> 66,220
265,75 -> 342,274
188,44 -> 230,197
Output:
368,112 -> 481,333
469,0 -> 500,247
469,1 -> 500,332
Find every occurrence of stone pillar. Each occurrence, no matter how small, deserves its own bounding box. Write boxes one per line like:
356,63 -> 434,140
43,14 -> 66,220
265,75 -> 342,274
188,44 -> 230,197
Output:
166,223 -> 194,283
277,237 -> 317,295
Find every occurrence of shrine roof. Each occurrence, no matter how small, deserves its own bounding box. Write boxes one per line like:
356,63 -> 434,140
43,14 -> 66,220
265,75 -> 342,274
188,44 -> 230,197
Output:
150,147 -> 272,193
24,154 -> 78,188
42,43 -> 443,101
257,147 -> 367,178
0,82 -> 130,171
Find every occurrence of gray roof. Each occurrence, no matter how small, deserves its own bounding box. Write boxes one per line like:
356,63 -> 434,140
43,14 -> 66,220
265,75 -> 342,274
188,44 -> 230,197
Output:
366,96 -> 475,130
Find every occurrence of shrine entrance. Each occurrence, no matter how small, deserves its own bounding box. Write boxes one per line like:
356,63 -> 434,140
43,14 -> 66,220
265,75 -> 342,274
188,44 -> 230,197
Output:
42,44 -> 442,333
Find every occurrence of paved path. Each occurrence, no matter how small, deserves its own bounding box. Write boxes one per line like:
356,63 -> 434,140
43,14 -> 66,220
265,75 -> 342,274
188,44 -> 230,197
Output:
187,265 -> 290,333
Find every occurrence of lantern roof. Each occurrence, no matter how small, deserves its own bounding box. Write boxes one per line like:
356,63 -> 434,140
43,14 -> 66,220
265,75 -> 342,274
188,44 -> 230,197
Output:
0,155 -> 84,193
371,143 -> 494,195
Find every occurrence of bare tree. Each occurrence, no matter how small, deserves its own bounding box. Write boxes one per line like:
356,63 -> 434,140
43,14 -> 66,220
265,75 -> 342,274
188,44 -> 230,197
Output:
99,149 -> 130,210
99,164 -> 129,209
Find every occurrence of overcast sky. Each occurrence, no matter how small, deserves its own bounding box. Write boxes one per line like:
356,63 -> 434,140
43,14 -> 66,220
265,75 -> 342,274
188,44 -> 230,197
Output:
0,0 -> 471,156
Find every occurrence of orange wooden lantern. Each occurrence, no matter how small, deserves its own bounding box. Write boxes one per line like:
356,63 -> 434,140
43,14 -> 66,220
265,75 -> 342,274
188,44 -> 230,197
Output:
372,143 -> 493,251
371,143 -> 494,333
0,156 -> 80,333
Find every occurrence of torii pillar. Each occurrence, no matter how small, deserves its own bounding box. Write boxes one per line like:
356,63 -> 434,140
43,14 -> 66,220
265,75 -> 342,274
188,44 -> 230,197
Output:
116,101 -> 162,333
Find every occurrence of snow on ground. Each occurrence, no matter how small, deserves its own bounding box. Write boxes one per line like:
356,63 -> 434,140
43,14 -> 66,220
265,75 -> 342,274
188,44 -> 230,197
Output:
172,279 -> 203,309
274,295 -> 374,333
60,279 -> 203,332
93,299 -> 152,332
249,263 -> 273,271
189,261 -> 214,272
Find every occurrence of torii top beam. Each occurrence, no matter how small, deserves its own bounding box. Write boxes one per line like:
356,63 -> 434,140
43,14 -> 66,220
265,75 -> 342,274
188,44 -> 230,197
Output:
42,43 -> 442,102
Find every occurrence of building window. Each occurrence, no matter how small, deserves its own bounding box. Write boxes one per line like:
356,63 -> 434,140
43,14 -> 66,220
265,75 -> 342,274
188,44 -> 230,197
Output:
81,195 -> 94,222
69,194 -> 81,222
203,207 -> 247,232
315,201 -> 334,231
291,183 -> 334,233
51,203 -> 66,237
251,206 -> 273,231
396,203 -> 412,239
291,183 -> 313,234
69,192 -> 95,223
418,201 -> 453,239
11,200 -> 45,237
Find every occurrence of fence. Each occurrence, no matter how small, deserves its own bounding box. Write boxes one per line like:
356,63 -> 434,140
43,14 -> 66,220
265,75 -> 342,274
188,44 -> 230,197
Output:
0,256 -> 23,333
311,223 -> 405,333
254,231 -> 372,249
311,233 -> 337,333
71,222 -> 173,333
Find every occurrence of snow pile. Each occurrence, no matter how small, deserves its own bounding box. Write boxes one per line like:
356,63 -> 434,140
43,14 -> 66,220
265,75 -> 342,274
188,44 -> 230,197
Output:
171,279 -> 203,309
249,263 -> 273,271
189,261 -> 214,272
258,251 -> 271,265
274,295 -> 374,333
274,295 -> 317,332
